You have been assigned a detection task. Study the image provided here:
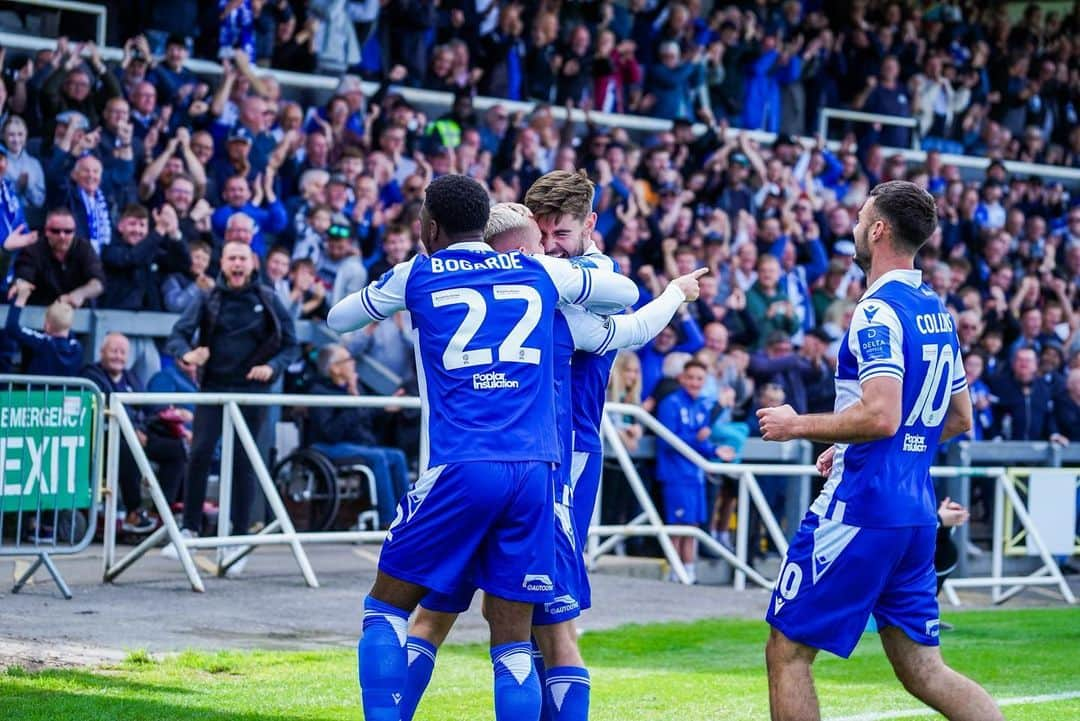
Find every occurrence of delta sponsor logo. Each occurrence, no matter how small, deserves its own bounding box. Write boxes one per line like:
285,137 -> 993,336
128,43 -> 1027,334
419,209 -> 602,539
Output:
523,574 -> 554,592
857,325 -> 891,361
544,594 -> 580,616
902,433 -> 927,452
473,371 -> 519,390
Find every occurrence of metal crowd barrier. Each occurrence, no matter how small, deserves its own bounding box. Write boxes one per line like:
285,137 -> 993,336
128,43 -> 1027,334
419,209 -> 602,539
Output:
0,374 -> 104,599
99,391 -> 1075,604
600,403 -> 1076,604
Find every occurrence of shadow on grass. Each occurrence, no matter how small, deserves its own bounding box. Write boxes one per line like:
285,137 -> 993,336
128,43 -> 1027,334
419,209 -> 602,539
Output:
1,685 -> 355,721
5,667 -> 193,696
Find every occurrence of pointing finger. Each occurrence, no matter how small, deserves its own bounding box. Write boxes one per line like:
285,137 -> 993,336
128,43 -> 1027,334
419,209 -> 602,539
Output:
691,267 -> 709,279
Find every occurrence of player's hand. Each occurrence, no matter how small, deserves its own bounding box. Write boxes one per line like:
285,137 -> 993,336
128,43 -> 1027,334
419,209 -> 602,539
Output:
757,404 -> 799,442
246,364 -> 274,382
936,497 -> 969,528
671,267 -> 709,302
183,346 -> 210,367
815,445 -> 835,477
696,426 -> 711,442
716,446 -> 736,462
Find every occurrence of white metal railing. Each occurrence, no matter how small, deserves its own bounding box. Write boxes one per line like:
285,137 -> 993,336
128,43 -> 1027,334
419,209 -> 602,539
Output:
817,106 -> 1080,183
819,107 -> 920,149
7,0 -> 105,47
100,391 -> 1075,604
3,28 -> 1079,185
602,402 -> 1076,603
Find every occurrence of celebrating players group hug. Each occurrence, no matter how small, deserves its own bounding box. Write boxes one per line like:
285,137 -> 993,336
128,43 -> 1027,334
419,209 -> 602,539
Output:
328,172 -> 1003,721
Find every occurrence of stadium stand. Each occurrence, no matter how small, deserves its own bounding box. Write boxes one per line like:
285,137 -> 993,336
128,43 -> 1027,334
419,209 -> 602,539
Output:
0,1 -> 1077,557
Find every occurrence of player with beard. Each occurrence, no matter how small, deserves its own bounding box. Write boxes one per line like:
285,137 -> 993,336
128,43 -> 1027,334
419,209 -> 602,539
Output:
399,199 -> 706,721
328,175 -> 641,721
757,181 -> 1002,721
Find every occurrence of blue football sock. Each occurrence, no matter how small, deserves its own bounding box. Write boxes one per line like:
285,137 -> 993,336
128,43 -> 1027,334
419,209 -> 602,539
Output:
491,641 -> 542,721
401,636 -> 438,721
359,596 -> 410,721
532,640 -> 552,721
546,666 -> 591,721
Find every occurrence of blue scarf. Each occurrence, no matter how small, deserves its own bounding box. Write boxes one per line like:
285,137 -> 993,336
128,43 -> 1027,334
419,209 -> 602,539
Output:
0,176 -> 22,232
0,176 -> 23,290
81,187 -> 111,253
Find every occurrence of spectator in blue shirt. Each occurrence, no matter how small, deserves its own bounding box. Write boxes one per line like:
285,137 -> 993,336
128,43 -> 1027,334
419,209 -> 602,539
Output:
857,56 -> 913,148
656,358 -> 735,583
151,35 -> 201,105
643,42 -> 705,122
211,173 -> 287,256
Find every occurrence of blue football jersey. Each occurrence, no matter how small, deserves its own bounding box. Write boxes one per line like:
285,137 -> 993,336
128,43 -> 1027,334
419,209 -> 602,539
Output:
811,269 -> 966,528
569,252 -> 619,454
552,311 -> 577,469
326,241 -> 640,467
562,250 -> 687,454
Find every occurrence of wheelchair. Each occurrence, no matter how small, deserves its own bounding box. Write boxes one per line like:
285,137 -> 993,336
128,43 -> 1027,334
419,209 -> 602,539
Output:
271,416 -> 381,533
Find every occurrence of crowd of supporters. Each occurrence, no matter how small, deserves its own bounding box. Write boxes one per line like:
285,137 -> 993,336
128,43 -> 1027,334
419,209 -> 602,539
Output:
0,2 -> 1078,537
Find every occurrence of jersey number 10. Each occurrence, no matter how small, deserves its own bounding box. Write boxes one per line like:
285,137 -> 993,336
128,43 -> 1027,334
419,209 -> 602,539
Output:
903,343 -> 956,428
432,285 -> 543,370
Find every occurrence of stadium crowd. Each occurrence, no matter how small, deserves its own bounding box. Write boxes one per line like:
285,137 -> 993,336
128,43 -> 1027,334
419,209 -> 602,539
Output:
1,1 -> 1079,542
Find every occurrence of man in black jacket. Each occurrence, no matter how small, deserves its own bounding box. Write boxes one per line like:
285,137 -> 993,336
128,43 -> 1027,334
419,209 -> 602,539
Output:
101,204 -> 189,310
166,241 -> 299,552
13,207 -> 104,307
988,348 -> 1054,440
307,343 -> 411,527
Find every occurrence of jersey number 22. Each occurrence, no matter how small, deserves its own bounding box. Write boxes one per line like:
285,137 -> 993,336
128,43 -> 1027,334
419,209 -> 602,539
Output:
432,285 -> 542,370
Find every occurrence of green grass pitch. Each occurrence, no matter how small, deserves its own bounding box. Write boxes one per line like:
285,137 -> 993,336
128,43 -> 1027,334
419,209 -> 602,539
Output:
2,608 -> 1077,720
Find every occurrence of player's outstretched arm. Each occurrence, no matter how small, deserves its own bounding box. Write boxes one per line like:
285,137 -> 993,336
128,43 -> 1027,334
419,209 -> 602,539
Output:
536,254 -> 639,314
758,376 -> 903,444
939,389 -> 973,442
327,260 -> 413,333
566,268 -> 707,354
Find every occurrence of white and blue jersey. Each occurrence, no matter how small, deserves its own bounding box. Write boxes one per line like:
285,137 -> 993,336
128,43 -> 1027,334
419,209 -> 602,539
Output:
413,250 -> 684,621
811,268 -> 966,528
328,241 -> 640,467
328,241 -> 638,603
567,251 -> 620,456
768,268 -> 967,657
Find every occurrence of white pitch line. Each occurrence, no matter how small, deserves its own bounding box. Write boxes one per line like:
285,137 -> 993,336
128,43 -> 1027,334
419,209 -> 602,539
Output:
829,690 -> 1080,721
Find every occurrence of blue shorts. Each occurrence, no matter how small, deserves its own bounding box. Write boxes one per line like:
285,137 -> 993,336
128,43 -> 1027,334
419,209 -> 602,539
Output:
661,481 -> 707,525
380,460 -> 556,605
570,450 -> 604,549
421,471 -> 587,625
766,512 -> 940,659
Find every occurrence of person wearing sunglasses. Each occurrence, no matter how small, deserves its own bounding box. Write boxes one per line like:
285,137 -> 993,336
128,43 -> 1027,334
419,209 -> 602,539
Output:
10,206 -> 104,308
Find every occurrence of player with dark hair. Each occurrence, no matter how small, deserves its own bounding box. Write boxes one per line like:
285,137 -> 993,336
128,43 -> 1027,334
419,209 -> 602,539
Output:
398,200 -> 707,721
328,174 -> 640,721
757,180 -> 1002,721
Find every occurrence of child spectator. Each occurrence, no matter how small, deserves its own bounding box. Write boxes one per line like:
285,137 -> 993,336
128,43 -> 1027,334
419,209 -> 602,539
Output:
656,358 -> 734,584
3,279 -> 82,376
263,244 -> 296,315
291,203 -> 333,262
289,257 -> 326,320
163,240 -> 214,313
